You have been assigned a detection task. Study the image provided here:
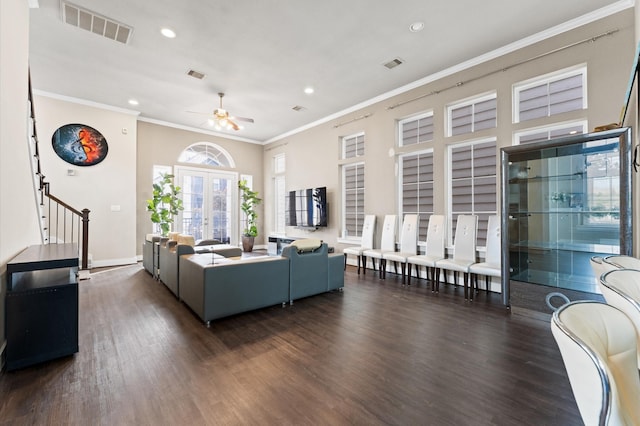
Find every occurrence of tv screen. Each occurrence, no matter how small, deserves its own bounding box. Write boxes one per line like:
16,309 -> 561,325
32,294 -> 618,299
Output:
285,187 -> 328,227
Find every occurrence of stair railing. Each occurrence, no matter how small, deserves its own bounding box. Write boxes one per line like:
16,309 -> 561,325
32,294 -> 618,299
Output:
29,72 -> 90,269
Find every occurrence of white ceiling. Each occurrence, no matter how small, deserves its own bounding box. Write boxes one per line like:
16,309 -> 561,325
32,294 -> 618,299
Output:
28,0 -> 633,143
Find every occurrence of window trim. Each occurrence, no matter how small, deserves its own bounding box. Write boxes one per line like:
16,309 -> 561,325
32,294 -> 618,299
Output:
177,142 -> 236,168
512,64 -> 588,124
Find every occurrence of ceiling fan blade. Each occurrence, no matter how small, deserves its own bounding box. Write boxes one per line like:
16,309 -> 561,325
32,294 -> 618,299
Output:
233,116 -> 254,123
228,119 -> 240,131
186,110 -> 210,115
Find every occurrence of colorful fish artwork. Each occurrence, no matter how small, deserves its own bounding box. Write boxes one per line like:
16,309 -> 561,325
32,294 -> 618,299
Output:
52,124 -> 108,166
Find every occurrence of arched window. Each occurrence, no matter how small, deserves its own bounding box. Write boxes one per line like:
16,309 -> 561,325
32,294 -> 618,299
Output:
178,142 -> 235,168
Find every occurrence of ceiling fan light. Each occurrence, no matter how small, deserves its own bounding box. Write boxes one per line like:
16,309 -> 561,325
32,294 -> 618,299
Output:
219,118 -> 228,127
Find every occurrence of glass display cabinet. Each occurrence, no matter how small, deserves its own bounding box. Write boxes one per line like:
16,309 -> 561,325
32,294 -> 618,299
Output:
500,128 -> 632,307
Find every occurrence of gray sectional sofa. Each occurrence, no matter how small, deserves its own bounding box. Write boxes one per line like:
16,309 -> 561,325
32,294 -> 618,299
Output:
179,255 -> 290,326
178,240 -> 344,326
159,242 -> 242,298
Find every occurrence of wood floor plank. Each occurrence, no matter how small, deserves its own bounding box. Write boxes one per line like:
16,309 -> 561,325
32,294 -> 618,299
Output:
0,263 -> 582,425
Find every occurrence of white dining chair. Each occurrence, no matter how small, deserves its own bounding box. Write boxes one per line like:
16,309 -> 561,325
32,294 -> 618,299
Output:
362,215 -> 397,279
435,215 -> 478,299
382,214 -> 418,283
343,214 -> 376,274
469,215 -> 500,295
407,215 -> 446,291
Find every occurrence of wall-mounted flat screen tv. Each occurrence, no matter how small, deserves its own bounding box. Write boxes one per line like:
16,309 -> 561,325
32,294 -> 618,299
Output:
285,187 -> 328,227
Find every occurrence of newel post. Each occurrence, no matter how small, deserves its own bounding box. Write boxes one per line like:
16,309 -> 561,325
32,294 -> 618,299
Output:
81,208 -> 90,270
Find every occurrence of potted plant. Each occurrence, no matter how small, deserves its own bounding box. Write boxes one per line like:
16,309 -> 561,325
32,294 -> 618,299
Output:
146,173 -> 184,237
238,179 -> 262,252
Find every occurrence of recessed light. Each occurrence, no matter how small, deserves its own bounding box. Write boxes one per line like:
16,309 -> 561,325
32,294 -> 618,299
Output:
161,27 -> 176,38
128,99 -> 139,106
304,87 -> 314,95
409,22 -> 425,32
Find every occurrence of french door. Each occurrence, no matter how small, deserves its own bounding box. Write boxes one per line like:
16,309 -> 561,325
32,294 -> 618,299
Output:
175,166 -> 238,244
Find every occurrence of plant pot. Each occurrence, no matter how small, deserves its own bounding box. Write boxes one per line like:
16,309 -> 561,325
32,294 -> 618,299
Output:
242,236 -> 255,252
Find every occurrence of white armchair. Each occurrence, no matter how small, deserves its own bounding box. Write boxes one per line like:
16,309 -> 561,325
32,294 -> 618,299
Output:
551,301 -> 640,425
599,269 -> 640,368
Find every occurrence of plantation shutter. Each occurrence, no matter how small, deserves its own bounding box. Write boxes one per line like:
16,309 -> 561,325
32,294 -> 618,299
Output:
401,115 -> 434,146
344,163 -> 365,237
518,73 -> 584,122
401,151 -> 433,241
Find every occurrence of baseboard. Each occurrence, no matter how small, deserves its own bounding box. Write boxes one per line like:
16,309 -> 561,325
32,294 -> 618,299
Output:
90,257 -> 138,269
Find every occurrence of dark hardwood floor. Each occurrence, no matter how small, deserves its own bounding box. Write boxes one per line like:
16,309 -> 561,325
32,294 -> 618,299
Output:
0,262 -> 581,425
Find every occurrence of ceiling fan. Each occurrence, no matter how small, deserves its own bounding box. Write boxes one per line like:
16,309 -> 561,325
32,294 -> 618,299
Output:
207,92 -> 254,131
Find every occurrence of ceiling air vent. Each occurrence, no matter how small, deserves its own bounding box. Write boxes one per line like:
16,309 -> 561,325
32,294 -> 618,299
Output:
292,105 -> 306,112
383,58 -> 404,69
187,69 -> 206,80
62,2 -> 133,44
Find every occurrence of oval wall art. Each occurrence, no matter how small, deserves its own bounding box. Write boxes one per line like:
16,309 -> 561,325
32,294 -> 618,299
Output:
52,123 -> 108,166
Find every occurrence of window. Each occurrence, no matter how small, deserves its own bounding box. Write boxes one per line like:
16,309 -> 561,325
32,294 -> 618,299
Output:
447,93 -> 497,137
342,162 -> 365,239
399,150 -> 433,242
342,133 -> 364,159
273,153 -> 286,234
514,65 -> 587,123
514,121 -> 588,145
448,139 -> 497,246
399,113 -> 434,146
178,142 -> 235,168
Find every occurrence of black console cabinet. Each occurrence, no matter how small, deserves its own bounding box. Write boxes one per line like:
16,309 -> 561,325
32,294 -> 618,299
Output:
5,244 -> 79,371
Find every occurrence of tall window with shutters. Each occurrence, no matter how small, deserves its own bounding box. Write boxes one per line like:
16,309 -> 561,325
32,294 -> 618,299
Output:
273,153 -> 286,234
400,150 -> 433,242
341,132 -> 365,240
513,65 -> 587,123
448,139 -> 497,247
342,162 -> 365,239
447,93 -> 497,137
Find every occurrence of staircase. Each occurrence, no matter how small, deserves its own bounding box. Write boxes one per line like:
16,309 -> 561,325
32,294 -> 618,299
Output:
27,73 -> 90,272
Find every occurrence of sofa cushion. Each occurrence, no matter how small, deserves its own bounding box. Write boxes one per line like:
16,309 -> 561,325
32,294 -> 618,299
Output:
177,234 -> 195,246
291,238 -> 322,252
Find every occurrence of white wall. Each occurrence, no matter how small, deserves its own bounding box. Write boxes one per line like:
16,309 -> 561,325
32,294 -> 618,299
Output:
34,95 -> 139,267
0,0 -> 41,352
